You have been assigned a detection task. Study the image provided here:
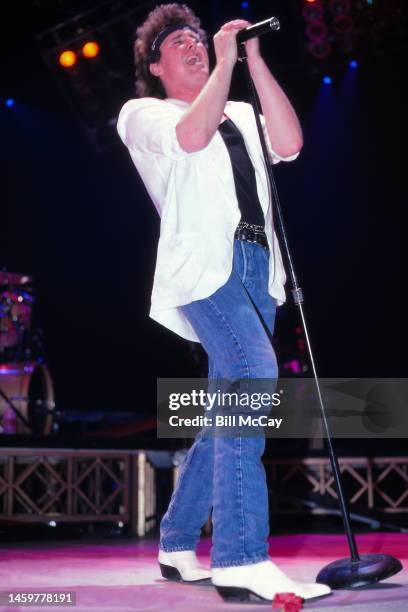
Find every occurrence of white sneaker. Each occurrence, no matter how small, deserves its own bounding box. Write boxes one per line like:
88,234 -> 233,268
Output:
158,549 -> 212,584
212,559 -> 332,603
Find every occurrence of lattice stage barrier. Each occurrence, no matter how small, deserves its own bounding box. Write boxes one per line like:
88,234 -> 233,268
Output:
265,457 -> 408,514
0,449 -> 157,535
1,451 -> 407,532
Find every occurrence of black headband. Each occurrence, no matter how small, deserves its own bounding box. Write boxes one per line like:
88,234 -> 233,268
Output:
148,23 -> 200,63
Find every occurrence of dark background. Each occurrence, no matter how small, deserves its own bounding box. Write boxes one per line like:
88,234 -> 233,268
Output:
2,0 -> 407,426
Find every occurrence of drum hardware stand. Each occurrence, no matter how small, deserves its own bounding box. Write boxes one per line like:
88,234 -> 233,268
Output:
238,41 -> 402,589
31,326 -> 46,360
0,386 -> 32,431
12,321 -> 27,363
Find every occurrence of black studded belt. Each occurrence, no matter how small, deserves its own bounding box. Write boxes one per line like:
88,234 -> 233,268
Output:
234,221 -> 269,250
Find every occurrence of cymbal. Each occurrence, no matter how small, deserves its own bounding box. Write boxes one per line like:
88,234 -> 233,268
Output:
0,271 -> 32,287
0,289 -> 34,304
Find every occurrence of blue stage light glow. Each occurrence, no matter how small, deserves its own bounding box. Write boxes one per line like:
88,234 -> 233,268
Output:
6,98 -> 15,107
323,76 -> 332,84
241,1 -> 250,8
349,60 -> 358,68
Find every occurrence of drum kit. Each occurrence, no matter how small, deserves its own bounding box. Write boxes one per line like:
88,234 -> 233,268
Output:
0,270 -> 54,435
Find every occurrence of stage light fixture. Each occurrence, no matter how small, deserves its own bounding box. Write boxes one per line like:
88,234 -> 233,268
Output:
309,40 -> 331,59
349,59 -> 358,68
303,3 -> 324,21
59,50 -> 77,68
6,98 -> 15,107
333,14 -> 353,34
82,41 -> 100,59
241,1 -> 250,8
306,21 -> 328,40
330,0 -> 351,14
323,75 -> 332,84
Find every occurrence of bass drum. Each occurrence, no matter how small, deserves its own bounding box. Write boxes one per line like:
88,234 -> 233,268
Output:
0,362 -> 55,434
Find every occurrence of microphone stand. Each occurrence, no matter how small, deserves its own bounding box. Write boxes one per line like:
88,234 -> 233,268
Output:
237,40 -> 402,589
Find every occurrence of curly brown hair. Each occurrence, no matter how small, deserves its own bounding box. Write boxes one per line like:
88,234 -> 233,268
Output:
134,3 -> 207,99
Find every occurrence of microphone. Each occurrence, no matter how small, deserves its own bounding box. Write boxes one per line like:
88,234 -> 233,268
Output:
236,17 -> 281,44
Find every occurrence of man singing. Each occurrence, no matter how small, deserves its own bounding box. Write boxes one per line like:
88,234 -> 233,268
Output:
117,2 -> 331,604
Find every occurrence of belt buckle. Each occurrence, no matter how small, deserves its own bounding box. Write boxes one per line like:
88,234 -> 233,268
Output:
235,223 -> 268,250
246,228 -> 254,242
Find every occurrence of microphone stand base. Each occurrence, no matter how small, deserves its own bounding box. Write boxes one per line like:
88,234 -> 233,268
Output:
316,553 -> 403,590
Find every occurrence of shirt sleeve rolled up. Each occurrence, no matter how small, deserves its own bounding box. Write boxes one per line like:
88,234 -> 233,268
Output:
259,112 -> 300,165
117,98 -> 193,161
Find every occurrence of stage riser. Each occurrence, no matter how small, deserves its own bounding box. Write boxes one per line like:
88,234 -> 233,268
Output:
264,457 -> 408,514
0,449 -> 158,536
1,451 -> 407,532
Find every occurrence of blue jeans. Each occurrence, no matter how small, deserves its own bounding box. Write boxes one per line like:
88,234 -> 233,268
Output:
159,239 -> 278,567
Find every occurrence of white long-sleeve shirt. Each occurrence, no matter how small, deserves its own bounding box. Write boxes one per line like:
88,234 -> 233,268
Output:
117,96 -> 299,342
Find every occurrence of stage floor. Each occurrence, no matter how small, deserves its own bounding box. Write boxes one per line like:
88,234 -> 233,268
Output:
0,533 -> 407,611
